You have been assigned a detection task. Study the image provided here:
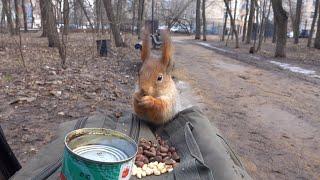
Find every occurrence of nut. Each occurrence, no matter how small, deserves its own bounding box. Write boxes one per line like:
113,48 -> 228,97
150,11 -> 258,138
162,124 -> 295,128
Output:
136,161 -> 144,168
154,169 -> 161,176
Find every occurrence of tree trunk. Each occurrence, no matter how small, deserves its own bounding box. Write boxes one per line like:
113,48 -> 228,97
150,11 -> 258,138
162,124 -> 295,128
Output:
231,0 -> 237,40
137,0 -> 144,39
246,0 -> 255,44
271,0 -> 288,57
30,0 -> 34,28
307,0 -> 319,47
132,0 -> 136,34
21,0 -> 27,32
116,0 -> 123,30
222,11 -> 227,41
77,0 -> 94,29
39,0 -> 48,37
14,0 -> 20,34
256,0 -> 269,52
272,16 -> 276,43
42,0 -> 66,67
202,0 -> 206,41
293,0 -> 302,44
195,0 -> 201,40
242,0 -> 249,42
102,0 -> 125,47
63,0 -> 69,35
224,0 -> 239,48
264,1 -> 272,42
1,0 -> 14,35
315,4 -> 320,49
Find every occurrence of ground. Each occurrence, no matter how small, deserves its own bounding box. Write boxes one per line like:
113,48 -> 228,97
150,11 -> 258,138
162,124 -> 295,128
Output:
172,36 -> 320,180
0,33 -> 320,179
0,32 -> 140,164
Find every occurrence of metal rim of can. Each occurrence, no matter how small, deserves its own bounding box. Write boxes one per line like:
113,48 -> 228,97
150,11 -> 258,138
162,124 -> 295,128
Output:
64,128 -> 138,164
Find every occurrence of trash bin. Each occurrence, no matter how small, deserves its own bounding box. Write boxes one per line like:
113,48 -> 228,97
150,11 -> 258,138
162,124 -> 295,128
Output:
96,40 -> 109,57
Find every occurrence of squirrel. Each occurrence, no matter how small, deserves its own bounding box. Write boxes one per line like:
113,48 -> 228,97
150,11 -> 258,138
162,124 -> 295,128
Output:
133,29 -> 178,125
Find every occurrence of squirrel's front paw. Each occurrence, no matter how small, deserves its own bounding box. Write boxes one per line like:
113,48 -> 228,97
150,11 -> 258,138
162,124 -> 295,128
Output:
138,96 -> 155,108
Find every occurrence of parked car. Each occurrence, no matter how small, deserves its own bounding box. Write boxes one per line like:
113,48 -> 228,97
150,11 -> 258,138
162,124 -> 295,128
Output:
299,30 -> 310,38
287,31 -> 294,38
170,25 -> 191,34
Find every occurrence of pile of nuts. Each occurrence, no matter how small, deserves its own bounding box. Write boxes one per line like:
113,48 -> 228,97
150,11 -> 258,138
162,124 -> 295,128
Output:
132,135 -> 180,178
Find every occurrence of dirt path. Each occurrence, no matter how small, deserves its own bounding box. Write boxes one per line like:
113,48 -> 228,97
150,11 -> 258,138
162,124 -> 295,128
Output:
172,41 -> 320,180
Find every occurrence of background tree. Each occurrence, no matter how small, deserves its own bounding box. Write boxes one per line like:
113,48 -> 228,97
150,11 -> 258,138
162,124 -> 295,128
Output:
14,0 -> 20,34
246,0 -> 255,44
22,0 -> 27,32
63,0 -> 69,35
131,0 -> 136,34
256,0 -> 269,52
224,0 -> 239,48
222,10 -> 227,41
29,0 -> 35,29
242,0 -> 249,42
271,0 -> 288,57
1,0 -> 14,35
315,4 -> 320,49
102,0 -> 125,47
136,0 -> 144,39
231,0 -> 237,40
293,0 -> 302,44
202,0 -> 206,41
39,0 -> 48,37
195,0 -> 201,40
308,0 -> 319,47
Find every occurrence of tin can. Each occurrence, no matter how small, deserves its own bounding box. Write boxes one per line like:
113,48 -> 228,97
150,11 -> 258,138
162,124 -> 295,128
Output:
61,128 -> 137,180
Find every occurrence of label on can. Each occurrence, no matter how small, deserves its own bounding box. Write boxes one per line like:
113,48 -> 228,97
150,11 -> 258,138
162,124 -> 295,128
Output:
61,148 -> 133,180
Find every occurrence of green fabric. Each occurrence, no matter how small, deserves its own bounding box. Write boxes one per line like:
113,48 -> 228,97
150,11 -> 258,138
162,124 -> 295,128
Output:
11,107 -> 251,180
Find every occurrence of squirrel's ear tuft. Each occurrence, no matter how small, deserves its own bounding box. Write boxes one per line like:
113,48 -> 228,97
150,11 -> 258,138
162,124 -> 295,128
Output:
161,30 -> 172,68
141,28 -> 150,62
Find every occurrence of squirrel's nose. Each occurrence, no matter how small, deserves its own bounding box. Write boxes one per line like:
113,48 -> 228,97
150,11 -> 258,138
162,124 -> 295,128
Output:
140,87 -> 153,96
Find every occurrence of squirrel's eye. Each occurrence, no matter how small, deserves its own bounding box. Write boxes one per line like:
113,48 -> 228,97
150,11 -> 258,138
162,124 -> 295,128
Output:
157,75 -> 163,81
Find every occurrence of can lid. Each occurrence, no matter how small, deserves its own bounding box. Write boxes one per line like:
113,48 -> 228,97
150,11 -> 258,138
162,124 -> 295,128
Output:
73,145 -> 128,162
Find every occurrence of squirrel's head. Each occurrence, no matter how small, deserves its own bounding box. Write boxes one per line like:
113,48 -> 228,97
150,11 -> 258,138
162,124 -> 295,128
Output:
138,29 -> 174,97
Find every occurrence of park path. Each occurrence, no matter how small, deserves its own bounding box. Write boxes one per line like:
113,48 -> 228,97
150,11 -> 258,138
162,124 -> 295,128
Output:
172,39 -> 320,180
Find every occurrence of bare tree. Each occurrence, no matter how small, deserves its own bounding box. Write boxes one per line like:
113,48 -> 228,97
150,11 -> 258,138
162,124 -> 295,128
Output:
77,0 -> 94,29
293,0 -> 302,44
315,3 -> 320,49
14,0 -> 20,34
161,0 -> 194,29
41,0 -> 66,67
195,0 -> 201,40
63,0 -> 69,35
202,0 -> 206,41
1,0 -> 14,35
222,10 -> 227,41
256,0 -> 270,52
307,0 -> 319,47
29,0 -> 35,28
231,0 -> 237,40
132,0 -> 137,34
39,0 -> 48,37
271,0 -> 288,57
137,0 -> 144,39
242,0 -> 249,42
102,0 -> 125,47
224,0 -> 239,48
246,0 -> 255,44
22,0 -> 27,32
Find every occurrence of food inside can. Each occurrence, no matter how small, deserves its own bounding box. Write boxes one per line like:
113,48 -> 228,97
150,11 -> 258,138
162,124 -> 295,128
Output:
61,128 -> 137,180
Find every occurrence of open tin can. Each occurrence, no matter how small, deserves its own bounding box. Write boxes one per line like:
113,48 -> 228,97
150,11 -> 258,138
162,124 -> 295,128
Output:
61,128 -> 137,180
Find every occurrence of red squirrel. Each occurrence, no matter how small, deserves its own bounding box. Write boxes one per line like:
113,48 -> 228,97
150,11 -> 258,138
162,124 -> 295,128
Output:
133,30 -> 178,125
